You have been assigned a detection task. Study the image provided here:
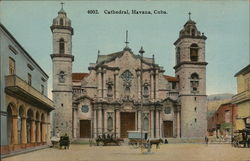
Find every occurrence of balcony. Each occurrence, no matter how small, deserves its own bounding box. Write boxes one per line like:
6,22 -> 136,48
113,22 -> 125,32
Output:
5,75 -> 54,111
232,90 -> 250,104
169,91 -> 179,99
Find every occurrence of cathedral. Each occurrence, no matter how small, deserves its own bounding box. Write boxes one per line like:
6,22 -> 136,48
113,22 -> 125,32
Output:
50,7 -> 208,140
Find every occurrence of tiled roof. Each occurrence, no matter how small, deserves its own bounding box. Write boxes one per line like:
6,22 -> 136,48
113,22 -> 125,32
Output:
72,73 -> 89,81
164,75 -> 178,82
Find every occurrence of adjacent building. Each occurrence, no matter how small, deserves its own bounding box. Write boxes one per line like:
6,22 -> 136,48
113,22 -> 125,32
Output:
207,102 -> 237,137
232,65 -> 250,130
0,23 -> 54,155
51,7 -> 208,140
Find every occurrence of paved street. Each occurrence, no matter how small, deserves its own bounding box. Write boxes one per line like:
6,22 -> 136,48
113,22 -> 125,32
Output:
2,144 -> 250,161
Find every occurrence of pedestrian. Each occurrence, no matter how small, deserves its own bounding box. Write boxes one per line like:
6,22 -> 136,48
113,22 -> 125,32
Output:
165,138 -> 168,144
205,136 -> 209,145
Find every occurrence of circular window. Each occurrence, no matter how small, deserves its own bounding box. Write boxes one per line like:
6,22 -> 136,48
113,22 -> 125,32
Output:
81,105 -> 89,113
164,107 -> 171,114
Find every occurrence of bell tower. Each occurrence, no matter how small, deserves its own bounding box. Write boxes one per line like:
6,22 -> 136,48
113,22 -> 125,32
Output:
174,13 -> 208,138
50,3 -> 74,138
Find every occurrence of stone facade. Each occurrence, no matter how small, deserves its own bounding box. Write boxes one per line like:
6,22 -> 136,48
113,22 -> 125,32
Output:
51,8 -> 208,140
0,23 -> 54,155
232,65 -> 250,130
50,8 -> 74,138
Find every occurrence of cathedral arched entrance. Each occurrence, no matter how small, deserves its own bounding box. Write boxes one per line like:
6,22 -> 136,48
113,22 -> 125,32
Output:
120,112 -> 135,138
163,121 -> 173,137
80,120 -> 91,138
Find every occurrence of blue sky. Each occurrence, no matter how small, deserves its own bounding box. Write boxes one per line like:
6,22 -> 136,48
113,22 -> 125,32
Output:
1,0 -> 249,97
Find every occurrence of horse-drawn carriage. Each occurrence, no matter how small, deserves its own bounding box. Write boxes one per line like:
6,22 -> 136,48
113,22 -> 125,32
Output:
95,133 -> 124,146
51,133 -> 70,149
232,129 -> 250,148
128,131 -> 163,149
128,131 -> 148,148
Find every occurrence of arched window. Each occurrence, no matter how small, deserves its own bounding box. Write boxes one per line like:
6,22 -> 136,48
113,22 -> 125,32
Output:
191,73 -> 199,79
143,86 -> 149,96
190,44 -> 198,61
176,47 -> 180,64
190,73 -> 199,92
191,29 -> 196,36
107,85 -> 112,97
107,117 -> 113,131
59,71 -> 65,83
59,39 -> 65,54
59,18 -> 64,26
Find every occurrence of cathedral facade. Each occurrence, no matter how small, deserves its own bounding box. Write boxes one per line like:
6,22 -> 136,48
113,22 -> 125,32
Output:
51,7 -> 208,140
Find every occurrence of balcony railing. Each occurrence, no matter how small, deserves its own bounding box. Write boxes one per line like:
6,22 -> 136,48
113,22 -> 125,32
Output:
5,75 -> 54,111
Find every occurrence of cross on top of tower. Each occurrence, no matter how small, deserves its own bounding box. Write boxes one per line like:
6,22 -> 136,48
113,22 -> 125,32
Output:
188,12 -> 191,20
61,2 -> 64,10
125,30 -> 129,47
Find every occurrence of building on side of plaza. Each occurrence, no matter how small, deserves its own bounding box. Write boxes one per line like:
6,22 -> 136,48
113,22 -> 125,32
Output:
232,64 -> 250,130
51,7 -> 208,140
0,23 -> 54,155
207,102 -> 237,137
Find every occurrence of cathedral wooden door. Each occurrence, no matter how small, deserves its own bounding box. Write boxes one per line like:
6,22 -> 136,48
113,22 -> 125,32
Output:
80,120 -> 91,138
120,112 -> 135,138
163,121 -> 173,137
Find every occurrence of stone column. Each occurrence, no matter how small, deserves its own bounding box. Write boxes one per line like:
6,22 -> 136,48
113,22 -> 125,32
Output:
93,109 -> 97,137
135,111 -> 138,130
114,71 -> 119,98
150,110 -> 154,138
12,115 -> 18,144
138,111 -> 141,131
73,109 -> 77,138
137,72 -> 141,99
98,108 -> 102,135
155,110 -> 159,138
150,72 -> 154,100
159,111 -> 163,138
31,119 -> 36,143
36,120 -> 41,143
103,69 -> 107,99
177,111 -> 180,138
41,122 -> 45,142
115,110 -> 120,138
21,117 -> 27,144
46,123 -> 50,144
112,112 -> 115,132
97,68 -> 102,99
44,123 -> 48,143
104,110 -> 107,133
155,70 -> 159,100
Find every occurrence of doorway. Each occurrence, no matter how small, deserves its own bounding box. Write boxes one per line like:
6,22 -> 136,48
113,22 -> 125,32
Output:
120,112 -> 135,138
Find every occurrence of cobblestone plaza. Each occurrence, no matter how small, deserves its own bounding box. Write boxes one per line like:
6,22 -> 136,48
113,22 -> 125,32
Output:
2,144 -> 250,161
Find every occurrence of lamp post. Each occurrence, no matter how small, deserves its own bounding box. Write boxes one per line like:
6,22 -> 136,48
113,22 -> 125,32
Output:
139,47 -> 145,152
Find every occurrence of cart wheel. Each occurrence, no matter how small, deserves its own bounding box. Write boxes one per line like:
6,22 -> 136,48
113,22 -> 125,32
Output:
99,141 -> 104,146
132,142 -> 139,148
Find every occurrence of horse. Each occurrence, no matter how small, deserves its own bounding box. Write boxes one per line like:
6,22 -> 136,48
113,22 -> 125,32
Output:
95,135 -> 103,146
147,138 -> 164,149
